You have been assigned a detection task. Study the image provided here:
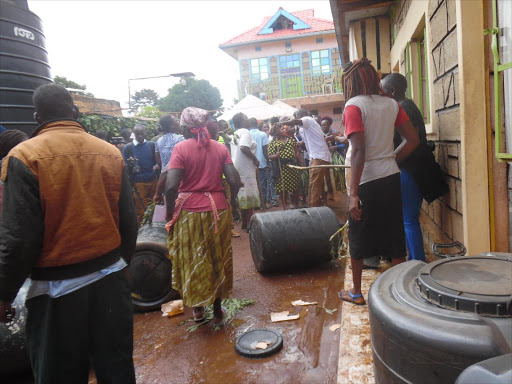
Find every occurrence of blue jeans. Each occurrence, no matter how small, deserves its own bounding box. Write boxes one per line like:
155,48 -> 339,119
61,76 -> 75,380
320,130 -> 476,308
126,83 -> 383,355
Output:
259,167 -> 277,204
400,169 -> 426,261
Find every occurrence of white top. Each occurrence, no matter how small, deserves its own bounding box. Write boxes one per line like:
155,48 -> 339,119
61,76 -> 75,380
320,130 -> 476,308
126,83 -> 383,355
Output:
231,128 -> 258,179
344,95 -> 401,185
300,116 -> 331,162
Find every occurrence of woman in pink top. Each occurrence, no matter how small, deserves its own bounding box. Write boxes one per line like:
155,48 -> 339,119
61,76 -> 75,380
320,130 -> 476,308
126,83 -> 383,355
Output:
165,107 -> 241,326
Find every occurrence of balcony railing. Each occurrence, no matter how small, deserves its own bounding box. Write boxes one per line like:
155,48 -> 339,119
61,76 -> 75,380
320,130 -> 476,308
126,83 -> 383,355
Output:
238,68 -> 343,102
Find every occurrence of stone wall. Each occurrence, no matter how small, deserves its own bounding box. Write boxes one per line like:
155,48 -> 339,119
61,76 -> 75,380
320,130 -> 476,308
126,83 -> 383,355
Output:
72,94 -> 122,117
420,0 -> 463,250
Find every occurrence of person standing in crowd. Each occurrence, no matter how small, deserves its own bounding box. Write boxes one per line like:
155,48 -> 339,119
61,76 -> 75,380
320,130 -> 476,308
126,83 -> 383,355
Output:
0,130 -> 28,213
231,113 -> 260,231
268,123 -> 301,209
381,73 -> 448,262
338,59 -> 419,305
248,118 -> 270,209
285,109 -> 332,207
95,129 -> 108,142
155,114 -> 185,169
123,124 -> 160,224
0,84 -> 138,382
117,127 -> 133,153
165,107 -> 240,326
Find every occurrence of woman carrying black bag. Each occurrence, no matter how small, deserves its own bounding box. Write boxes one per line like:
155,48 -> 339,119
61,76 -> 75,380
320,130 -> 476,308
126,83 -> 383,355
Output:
382,74 -> 449,262
268,123 -> 301,209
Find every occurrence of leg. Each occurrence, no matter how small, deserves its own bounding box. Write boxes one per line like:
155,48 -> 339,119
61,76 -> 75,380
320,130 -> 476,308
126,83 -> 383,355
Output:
400,169 -> 426,261
308,159 -> 328,207
290,192 -> 299,208
89,271 -> 136,384
212,298 -> 224,324
241,209 -> 248,229
259,167 -> 268,205
26,288 -> 90,384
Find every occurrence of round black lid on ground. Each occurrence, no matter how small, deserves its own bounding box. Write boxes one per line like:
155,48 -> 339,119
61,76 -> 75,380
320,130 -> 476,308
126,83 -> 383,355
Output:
235,329 -> 283,358
417,255 -> 512,317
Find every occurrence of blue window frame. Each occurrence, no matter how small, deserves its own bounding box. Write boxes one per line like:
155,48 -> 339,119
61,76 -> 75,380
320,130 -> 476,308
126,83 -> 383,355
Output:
279,54 -> 300,69
311,49 -> 330,75
250,57 -> 269,82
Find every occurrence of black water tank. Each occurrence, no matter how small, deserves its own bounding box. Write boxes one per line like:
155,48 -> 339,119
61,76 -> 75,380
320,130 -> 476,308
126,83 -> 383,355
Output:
0,0 -> 52,134
369,256 -> 512,384
128,222 -> 179,312
249,207 -> 340,273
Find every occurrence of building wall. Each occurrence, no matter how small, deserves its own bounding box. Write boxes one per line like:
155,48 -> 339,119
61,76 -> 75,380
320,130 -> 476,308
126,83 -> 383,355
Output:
72,94 -> 122,117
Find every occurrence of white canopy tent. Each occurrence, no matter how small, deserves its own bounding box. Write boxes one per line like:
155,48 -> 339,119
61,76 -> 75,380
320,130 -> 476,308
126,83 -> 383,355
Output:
218,95 -> 283,121
272,100 -> 298,118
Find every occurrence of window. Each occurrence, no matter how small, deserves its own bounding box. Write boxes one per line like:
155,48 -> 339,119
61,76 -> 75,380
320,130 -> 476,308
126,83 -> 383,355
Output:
418,31 -> 430,124
333,107 -> 343,114
255,46 -> 262,52
310,109 -> 319,116
311,49 -> 330,75
316,37 -> 323,43
279,54 -> 300,69
285,42 -> 292,48
250,58 -> 269,82
404,43 -> 412,99
489,0 -> 512,160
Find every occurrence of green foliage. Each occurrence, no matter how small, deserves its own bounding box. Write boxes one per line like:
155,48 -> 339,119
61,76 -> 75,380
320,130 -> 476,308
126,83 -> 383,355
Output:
78,114 -> 158,141
137,106 -> 163,119
131,89 -> 159,113
158,78 -> 223,114
54,75 -> 94,97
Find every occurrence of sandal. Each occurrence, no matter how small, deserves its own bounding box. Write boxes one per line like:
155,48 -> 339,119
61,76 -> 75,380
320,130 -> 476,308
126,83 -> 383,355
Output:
192,307 -> 205,322
338,289 -> 366,305
212,307 -> 227,327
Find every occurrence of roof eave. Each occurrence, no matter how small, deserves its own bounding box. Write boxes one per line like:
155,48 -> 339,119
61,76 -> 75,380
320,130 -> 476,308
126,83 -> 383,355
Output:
219,29 -> 336,50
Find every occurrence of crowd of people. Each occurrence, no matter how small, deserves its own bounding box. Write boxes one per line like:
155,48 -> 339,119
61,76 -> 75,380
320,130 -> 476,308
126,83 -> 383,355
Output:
0,57 -> 447,382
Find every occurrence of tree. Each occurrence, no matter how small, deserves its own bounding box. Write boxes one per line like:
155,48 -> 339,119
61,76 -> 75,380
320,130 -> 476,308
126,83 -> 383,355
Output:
136,105 -> 162,119
131,89 -> 159,113
53,76 -> 94,97
158,78 -> 223,114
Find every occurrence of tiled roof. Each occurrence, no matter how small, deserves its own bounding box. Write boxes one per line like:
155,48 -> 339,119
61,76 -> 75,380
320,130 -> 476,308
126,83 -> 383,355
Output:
219,9 -> 334,47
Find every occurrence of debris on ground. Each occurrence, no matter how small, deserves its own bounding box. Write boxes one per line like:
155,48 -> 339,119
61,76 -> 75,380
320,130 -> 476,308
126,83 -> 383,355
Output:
329,324 -> 341,332
291,299 -> 317,306
321,307 -> 338,315
161,300 -> 184,317
254,341 -> 272,350
180,298 -> 255,332
270,311 -> 300,322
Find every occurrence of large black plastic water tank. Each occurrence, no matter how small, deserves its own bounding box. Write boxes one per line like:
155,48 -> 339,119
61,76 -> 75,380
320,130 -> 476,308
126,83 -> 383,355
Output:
0,0 -> 52,134
249,207 -> 340,273
369,255 -> 512,384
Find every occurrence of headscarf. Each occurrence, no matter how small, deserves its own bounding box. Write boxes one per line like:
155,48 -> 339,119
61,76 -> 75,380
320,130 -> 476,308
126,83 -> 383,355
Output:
180,107 -> 211,147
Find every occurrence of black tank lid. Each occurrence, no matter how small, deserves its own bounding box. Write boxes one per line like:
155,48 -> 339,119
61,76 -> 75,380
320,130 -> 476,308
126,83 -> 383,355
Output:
417,255 -> 512,317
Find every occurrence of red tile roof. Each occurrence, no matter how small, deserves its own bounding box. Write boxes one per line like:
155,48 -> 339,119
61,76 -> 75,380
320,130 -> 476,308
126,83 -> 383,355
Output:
219,9 -> 334,48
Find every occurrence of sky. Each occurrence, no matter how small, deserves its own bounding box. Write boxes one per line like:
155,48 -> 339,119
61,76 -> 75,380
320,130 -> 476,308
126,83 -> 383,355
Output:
29,0 -> 333,113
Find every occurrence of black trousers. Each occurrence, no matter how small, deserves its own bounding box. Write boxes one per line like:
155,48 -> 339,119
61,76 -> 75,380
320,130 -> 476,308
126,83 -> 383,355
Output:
25,270 -> 135,384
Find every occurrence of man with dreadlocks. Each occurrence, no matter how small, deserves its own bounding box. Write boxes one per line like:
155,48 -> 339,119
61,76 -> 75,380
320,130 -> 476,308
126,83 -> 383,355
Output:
338,58 -> 419,306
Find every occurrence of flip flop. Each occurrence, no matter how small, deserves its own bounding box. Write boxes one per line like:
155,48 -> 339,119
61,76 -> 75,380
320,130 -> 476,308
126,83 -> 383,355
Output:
192,307 -> 205,322
212,307 -> 227,327
338,290 -> 366,305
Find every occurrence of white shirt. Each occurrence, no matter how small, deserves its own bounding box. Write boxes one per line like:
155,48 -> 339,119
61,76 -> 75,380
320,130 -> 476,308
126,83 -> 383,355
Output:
300,116 -> 331,162
344,95 -> 401,185
231,128 -> 258,179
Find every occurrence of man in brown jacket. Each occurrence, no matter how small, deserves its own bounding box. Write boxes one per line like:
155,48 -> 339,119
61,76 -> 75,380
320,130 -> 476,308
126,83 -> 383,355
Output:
0,84 -> 138,383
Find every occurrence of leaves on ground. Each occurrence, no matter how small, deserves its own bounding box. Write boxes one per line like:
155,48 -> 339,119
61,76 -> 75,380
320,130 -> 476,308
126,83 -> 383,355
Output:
179,298 -> 255,332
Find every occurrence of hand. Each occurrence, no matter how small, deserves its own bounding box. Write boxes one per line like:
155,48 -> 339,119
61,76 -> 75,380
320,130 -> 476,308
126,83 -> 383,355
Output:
275,152 -> 280,158
153,164 -> 160,171
253,158 -> 260,167
325,135 -> 335,143
153,194 -> 164,204
0,301 -> 15,324
329,146 -> 338,153
349,195 -> 362,221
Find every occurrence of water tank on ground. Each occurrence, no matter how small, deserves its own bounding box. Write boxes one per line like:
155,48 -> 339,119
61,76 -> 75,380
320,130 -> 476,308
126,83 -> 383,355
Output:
0,0 -> 52,134
369,254 -> 512,384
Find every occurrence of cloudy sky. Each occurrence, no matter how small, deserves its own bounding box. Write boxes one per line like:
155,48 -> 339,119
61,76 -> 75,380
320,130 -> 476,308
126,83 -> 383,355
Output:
29,0 -> 333,112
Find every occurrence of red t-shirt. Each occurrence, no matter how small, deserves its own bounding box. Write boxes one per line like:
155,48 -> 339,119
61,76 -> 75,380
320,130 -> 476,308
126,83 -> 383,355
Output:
168,139 -> 233,212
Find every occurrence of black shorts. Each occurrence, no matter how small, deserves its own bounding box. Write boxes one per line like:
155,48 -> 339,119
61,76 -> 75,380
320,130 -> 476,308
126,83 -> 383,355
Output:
348,173 -> 406,260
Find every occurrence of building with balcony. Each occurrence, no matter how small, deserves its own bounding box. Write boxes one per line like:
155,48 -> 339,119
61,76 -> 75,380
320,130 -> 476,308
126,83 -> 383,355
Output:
330,0 -> 511,257
219,8 -> 346,129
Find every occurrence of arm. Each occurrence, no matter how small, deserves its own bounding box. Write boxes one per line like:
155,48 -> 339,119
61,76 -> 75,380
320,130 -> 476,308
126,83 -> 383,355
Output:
0,157 -> 44,322
153,169 -> 168,204
223,163 -> 241,207
164,168 -> 184,221
348,132 -> 365,222
118,167 -> 138,264
240,146 -> 259,167
263,144 -> 269,164
155,152 -> 162,168
394,120 -> 419,164
285,119 -> 304,126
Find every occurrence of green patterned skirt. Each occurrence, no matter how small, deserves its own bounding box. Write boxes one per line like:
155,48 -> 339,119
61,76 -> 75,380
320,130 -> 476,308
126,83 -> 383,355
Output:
167,209 -> 233,307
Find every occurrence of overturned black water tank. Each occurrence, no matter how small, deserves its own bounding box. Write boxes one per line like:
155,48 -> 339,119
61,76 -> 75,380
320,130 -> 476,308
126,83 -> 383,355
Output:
0,0 -> 52,134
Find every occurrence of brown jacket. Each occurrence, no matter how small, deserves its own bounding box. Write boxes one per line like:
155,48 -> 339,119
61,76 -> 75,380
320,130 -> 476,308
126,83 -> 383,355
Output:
0,120 -> 138,301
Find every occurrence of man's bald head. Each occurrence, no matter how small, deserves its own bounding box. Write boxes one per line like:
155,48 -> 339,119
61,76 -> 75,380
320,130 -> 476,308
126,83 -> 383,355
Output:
381,73 -> 408,101
33,84 -> 75,124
